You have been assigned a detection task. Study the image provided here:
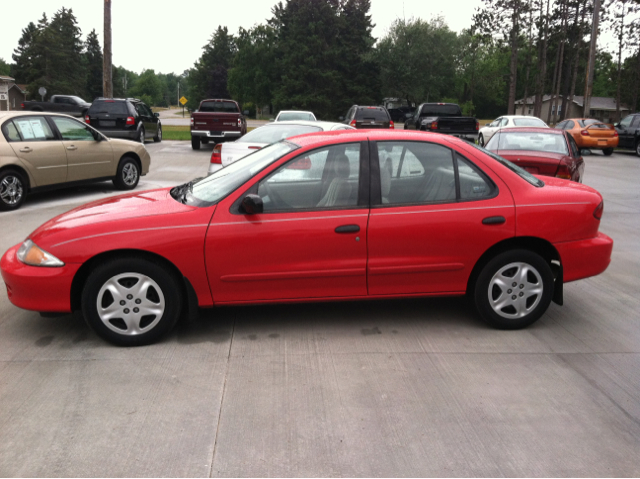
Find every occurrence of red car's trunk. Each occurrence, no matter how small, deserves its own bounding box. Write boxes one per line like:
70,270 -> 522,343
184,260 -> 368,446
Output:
497,150 -> 565,176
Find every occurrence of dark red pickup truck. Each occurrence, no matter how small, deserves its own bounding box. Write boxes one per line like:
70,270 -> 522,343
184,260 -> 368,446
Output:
190,99 -> 248,150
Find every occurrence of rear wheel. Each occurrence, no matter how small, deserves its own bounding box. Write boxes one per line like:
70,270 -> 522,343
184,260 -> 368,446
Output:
636,140 -> 640,157
0,169 -> 27,211
153,124 -> 162,142
113,156 -> 140,190
191,136 -> 201,150
474,249 -> 554,330
138,127 -> 145,144
602,148 -> 613,156
478,134 -> 485,147
82,257 -> 182,346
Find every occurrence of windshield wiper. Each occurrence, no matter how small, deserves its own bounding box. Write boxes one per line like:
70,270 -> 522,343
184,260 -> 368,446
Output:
171,178 -> 203,204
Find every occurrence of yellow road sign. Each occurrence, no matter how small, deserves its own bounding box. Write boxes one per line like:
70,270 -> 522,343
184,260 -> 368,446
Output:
179,96 -> 188,105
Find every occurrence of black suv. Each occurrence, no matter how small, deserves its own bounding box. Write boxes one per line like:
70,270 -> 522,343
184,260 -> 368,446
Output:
85,98 -> 162,143
341,105 -> 394,129
614,113 -> 640,156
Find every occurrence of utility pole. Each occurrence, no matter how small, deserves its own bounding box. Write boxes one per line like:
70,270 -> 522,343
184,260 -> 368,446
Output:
583,0 -> 600,118
103,0 -> 113,98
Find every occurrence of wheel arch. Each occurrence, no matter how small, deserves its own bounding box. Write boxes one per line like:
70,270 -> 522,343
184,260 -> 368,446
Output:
70,249 -> 194,313
0,164 -> 32,191
118,152 -> 142,172
466,236 -> 562,299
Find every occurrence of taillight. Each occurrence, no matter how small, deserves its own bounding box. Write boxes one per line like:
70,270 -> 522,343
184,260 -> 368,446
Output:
593,201 -> 604,220
237,118 -> 242,127
350,119 -> 357,127
211,144 -> 222,164
555,164 -> 572,180
20,103 -> 25,110
125,116 -> 135,126
84,115 -> 90,124
613,131 -> 618,137
389,120 -> 394,129
476,121 -> 480,131
190,117 -> 194,126
430,121 -> 438,130
580,129 -> 590,136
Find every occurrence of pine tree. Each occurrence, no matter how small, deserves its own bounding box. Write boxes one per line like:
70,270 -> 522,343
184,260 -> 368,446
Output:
12,22 -> 39,87
85,29 -> 103,100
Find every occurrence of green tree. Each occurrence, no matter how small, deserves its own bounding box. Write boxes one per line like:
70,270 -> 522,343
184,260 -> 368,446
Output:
189,26 -> 236,109
84,29 -> 103,100
11,22 -> 39,87
129,69 -> 163,105
0,58 -> 11,76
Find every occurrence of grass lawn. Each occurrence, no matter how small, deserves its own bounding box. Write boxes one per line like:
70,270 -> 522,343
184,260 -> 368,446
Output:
162,125 -> 255,141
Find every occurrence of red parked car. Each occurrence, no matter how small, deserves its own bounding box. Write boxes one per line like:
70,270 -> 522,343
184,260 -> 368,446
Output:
1,130 -> 612,346
485,127 -> 585,182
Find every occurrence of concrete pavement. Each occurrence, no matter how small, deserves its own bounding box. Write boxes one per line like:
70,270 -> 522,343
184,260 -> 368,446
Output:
0,143 -> 639,476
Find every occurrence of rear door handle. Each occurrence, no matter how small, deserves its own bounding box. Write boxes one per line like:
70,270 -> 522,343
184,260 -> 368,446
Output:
19,147 -> 32,153
335,224 -> 360,233
482,216 -> 506,225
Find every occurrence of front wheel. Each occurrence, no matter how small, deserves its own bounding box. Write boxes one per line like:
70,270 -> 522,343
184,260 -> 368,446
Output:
82,257 -> 182,346
474,249 -> 554,329
636,141 -> 640,157
191,136 -> 201,150
113,156 -> 140,190
478,134 -> 485,147
0,169 -> 27,211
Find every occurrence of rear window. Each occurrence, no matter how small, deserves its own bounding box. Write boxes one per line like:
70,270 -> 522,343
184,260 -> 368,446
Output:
88,101 -> 128,115
277,112 -> 315,121
488,131 -> 568,155
579,119 -> 609,129
355,108 -> 389,121
512,118 -> 546,127
468,143 -> 544,188
420,104 -> 462,117
199,101 -> 239,113
238,124 -> 322,144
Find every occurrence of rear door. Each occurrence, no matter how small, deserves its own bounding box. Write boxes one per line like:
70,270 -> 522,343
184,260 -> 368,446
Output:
134,102 -> 156,139
367,139 -> 515,295
7,115 -> 67,186
49,116 -> 115,181
616,115 -> 634,148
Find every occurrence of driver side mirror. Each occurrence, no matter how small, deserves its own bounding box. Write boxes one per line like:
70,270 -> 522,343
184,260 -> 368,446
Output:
241,194 -> 263,214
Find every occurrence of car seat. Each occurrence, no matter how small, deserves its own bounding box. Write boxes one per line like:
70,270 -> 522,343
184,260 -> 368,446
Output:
317,154 -> 352,207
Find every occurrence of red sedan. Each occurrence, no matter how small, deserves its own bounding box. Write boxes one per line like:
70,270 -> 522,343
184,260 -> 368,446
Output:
1,130 -> 612,346
485,127 -> 585,182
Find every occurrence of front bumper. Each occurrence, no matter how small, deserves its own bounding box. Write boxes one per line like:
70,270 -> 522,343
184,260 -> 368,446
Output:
1,244 -> 80,313
555,232 -> 613,283
191,130 -> 242,139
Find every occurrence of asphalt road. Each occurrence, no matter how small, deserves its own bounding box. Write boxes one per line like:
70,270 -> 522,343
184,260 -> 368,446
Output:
1,142 -> 639,476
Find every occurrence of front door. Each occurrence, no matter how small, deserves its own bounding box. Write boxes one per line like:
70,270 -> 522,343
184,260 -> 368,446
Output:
368,139 -> 515,295
205,142 -> 369,303
49,116 -> 115,181
616,115 -> 635,148
7,115 -> 67,186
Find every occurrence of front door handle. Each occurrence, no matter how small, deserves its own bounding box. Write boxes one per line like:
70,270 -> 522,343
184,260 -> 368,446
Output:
19,147 -> 32,153
482,216 -> 506,225
335,224 -> 360,234
66,145 -> 77,151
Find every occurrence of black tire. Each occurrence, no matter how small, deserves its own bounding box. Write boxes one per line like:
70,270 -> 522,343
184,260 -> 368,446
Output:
112,156 -> 140,190
191,136 -> 201,150
636,140 -> 640,157
478,134 -> 485,147
0,169 -> 27,212
81,257 -> 182,346
138,127 -> 145,144
602,148 -> 614,156
474,249 -> 554,330
201,139 -> 209,144
153,124 -> 162,142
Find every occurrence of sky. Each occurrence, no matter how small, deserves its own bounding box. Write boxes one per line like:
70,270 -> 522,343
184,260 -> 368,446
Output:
0,0 -> 623,76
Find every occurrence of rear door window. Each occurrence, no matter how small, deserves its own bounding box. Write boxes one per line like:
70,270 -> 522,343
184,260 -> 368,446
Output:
12,116 -> 55,141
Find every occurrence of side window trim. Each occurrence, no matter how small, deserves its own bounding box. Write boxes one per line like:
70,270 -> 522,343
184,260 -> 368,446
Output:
2,120 -> 23,142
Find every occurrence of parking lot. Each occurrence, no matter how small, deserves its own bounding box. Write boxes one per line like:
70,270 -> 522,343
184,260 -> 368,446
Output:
0,142 -> 639,476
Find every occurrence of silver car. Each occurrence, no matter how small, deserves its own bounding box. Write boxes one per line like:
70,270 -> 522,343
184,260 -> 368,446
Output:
208,121 -> 353,174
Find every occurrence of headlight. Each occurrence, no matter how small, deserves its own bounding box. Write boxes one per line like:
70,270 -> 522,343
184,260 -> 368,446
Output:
16,240 -> 64,267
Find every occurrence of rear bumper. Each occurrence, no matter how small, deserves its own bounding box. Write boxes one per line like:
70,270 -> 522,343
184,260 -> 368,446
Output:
577,137 -> 619,149
191,130 -> 242,139
96,129 -> 139,140
555,232 -> 613,283
207,163 -> 223,175
1,244 -> 80,313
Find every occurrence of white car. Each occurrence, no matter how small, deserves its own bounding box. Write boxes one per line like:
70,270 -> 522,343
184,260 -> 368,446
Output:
274,110 -> 317,122
478,115 -> 548,147
208,121 -> 353,174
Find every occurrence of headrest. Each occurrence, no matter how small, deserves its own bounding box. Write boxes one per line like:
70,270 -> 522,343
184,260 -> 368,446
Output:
333,154 -> 350,178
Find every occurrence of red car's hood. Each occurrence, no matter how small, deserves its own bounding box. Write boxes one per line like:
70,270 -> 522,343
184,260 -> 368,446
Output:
30,188 -> 195,239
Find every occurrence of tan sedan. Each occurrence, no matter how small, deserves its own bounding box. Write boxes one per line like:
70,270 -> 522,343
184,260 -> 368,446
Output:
0,111 -> 151,211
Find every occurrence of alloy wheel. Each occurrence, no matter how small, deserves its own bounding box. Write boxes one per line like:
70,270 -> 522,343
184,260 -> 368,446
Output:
122,163 -> 139,186
0,175 -> 24,206
487,261 -> 543,319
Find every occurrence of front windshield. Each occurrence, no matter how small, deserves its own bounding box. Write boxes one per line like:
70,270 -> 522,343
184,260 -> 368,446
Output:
512,118 -> 546,127
238,124 -> 322,144
277,112 -> 315,121
70,96 -> 87,104
183,142 -> 297,206
467,143 -> 544,187
488,131 -> 568,155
